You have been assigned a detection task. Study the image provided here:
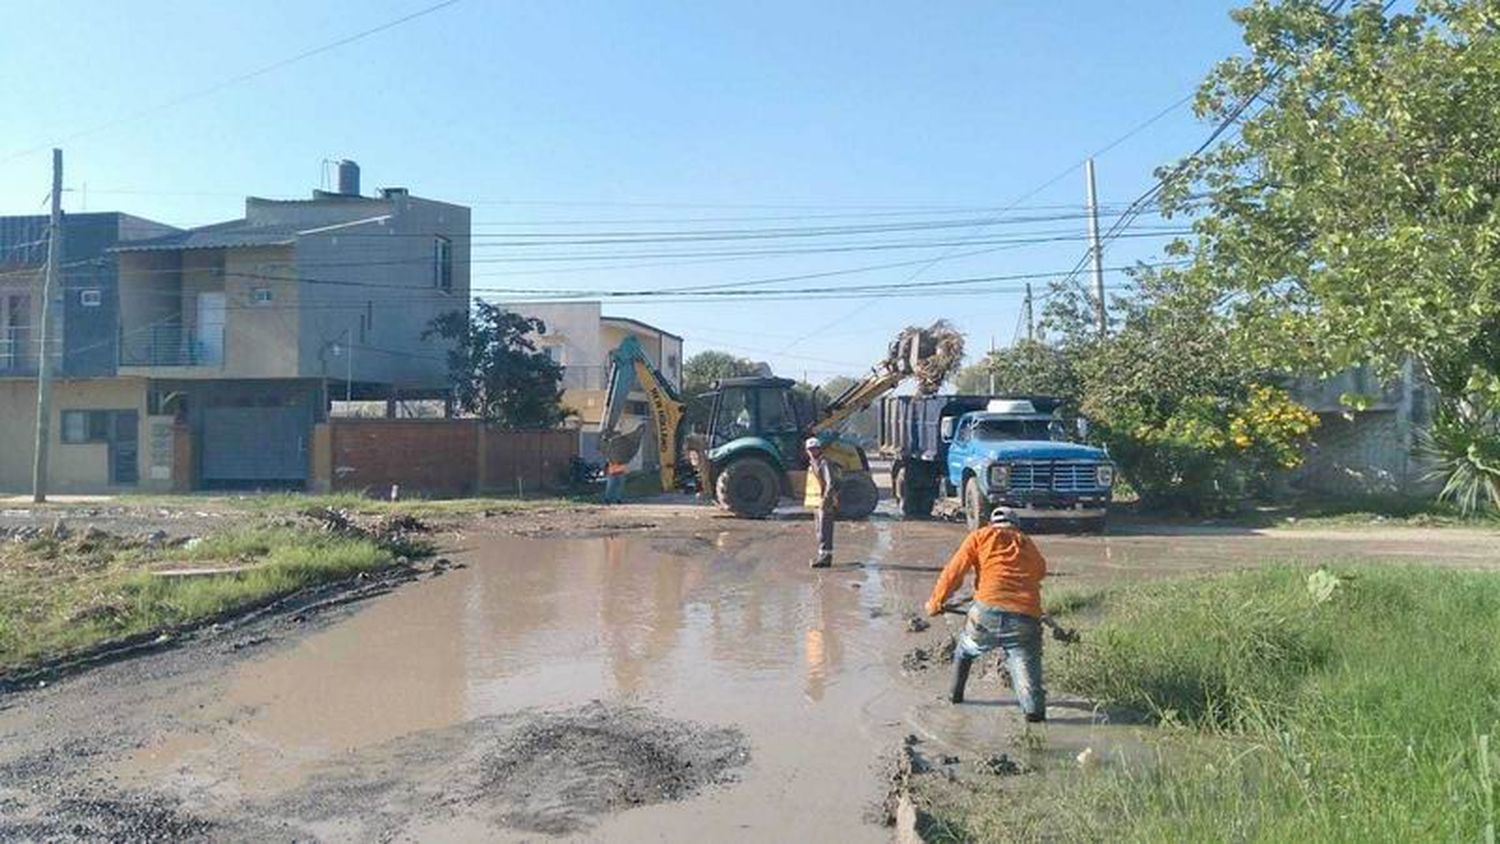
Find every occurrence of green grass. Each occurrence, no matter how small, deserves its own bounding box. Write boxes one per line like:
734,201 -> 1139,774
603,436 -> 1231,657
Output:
0,525 -> 400,674
927,565 -> 1500,842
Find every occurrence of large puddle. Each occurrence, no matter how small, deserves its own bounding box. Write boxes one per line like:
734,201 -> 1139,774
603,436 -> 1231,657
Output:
110,518 -> 1498,839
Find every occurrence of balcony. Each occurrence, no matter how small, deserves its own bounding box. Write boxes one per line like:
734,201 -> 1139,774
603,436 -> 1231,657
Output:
119,324 -> 224,368
0,326 -> 36,375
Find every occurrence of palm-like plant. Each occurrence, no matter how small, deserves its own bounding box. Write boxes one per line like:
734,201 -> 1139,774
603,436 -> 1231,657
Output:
1421,404 -> 1500,516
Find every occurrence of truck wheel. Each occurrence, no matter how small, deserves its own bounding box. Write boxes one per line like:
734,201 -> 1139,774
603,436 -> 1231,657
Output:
836,472 -> 880,521
963,477 -> 988,532
715,457 -> 781,519
895,466 -> 934,518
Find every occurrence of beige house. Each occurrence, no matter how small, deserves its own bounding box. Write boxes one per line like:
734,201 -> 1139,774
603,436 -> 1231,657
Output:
498,301 -> 683,467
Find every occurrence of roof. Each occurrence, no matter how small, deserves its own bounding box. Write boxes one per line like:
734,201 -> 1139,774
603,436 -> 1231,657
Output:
110,214 -> 391,254
601,315 -> 684,342
711,376 -> 795,390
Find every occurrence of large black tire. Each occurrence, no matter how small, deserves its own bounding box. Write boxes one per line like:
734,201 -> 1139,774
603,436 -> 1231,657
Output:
895,465 -> 935,519
836,471 -> 880,521
715,457 -> 782,519
963,476 -> 988,532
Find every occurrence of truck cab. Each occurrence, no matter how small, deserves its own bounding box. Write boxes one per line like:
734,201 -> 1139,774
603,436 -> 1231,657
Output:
881,395 -> 1114,532
943,400 -> 1113,531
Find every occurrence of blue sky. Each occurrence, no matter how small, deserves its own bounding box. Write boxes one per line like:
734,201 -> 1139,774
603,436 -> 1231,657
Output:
1,1 -> 1245,381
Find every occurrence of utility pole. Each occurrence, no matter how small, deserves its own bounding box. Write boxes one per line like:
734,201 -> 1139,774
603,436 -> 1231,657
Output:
1085,157 -> 1106,338
1024,282 -> 1035,343
32,149 -> 62,503
988,335 -> 996,394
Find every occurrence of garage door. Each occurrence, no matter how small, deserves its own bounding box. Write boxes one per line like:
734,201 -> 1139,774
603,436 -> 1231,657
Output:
201,406 -> 309,482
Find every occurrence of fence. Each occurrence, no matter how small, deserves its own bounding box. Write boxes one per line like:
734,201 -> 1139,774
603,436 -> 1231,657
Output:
309,419 -> 577,498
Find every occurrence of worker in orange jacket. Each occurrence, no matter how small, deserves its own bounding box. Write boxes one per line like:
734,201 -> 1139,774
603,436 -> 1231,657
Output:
925,506 -> 1048,722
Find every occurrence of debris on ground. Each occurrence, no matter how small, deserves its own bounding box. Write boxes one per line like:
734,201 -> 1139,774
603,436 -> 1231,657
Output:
905,614 -> 930,633
977,754 -> 1028,777
901,646 -> 934,672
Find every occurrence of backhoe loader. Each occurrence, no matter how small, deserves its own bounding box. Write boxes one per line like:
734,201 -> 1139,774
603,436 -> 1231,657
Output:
597,323 -> 962,519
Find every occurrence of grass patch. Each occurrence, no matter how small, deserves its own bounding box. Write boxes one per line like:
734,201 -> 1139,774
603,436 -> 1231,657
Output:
0,525 -> 401,674
929,565 -> 1500,842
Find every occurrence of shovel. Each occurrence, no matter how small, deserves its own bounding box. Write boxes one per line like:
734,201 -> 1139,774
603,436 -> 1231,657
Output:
940,600 -> 1080,645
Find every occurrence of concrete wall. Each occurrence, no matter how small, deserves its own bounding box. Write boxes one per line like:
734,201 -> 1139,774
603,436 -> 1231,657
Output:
295,195 -> 470,392
0,377 -> 154,493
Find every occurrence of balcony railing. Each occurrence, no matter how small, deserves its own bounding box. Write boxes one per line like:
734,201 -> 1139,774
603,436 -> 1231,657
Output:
0,326 -> 36,375
119,324 -> 224,368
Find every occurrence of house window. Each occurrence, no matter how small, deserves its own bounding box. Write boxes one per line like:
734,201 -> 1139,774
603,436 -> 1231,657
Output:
667,353 -> 678,375
543,345 -> 563,364
433,236 -> 453,293
252,288 -> 273,304
79,289 -> 102,307
61,410 -> 112,444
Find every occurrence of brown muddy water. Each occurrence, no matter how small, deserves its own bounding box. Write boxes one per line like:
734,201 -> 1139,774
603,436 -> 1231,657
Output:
8,514 -> 1498,841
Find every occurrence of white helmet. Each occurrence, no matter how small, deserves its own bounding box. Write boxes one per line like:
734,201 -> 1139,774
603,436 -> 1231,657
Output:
804,436 -> 823,451
989,506 -> 1019,528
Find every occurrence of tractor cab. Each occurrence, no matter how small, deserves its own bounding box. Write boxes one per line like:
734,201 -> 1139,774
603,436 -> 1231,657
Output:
704,376 -> 814,467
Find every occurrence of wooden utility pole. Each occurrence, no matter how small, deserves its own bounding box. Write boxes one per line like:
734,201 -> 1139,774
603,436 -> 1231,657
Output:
1085,157 -> 1106,337
32,149 -> 62,503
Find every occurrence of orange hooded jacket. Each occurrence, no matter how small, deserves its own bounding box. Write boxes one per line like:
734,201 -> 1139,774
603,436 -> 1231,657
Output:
925,525 -> 1047,618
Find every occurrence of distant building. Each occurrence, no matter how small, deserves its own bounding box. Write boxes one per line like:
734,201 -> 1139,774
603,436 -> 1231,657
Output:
1287,363 -> 1436,497
497,301 -> 683,467
0,162 -> 471,493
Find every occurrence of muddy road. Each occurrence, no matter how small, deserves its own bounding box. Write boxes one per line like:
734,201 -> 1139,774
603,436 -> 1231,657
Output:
1,503 -> 1495,841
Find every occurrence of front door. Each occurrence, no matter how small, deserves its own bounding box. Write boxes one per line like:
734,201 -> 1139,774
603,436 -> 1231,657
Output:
195,292 -> 226,366
110,410 -> 139,485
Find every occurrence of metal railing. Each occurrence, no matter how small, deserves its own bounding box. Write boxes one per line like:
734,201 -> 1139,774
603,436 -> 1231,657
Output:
0,326 -> 36,374
119,323 -> 224,368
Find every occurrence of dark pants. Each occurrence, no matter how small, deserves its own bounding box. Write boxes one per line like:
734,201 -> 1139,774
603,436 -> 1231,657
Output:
602,474 -> 625,504
814,505 -> 834,559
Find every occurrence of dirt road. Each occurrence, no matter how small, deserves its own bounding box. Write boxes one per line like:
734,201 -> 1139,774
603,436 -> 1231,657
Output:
1,503 -> 1494,841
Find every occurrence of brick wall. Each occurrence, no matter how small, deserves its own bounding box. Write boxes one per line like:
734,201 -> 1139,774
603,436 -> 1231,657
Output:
310,420 -> 575,498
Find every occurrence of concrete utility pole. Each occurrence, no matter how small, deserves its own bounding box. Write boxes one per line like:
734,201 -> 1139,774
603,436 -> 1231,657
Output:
988,336 -> 996,394
1024,282 -> 1035,343
32,149 -> 62,503
1085,157 -> 1106,338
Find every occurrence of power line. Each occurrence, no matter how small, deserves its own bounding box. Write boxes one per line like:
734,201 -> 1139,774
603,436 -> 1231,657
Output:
0,0 -> 462,164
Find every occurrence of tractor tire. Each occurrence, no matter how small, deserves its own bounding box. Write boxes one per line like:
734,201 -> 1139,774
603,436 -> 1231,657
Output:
895,465 -> 934,519
963,476 -> 988,532
836,471 -> 880,521
715,457 -> 782,519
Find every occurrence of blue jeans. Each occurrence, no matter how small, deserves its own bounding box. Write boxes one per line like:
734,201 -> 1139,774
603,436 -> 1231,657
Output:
955,602 -> 1046,719
602,474 -> 625,504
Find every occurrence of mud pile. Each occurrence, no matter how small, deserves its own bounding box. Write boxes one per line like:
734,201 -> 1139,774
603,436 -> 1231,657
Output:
271,702 -> 750,837
471,703 -> 750,834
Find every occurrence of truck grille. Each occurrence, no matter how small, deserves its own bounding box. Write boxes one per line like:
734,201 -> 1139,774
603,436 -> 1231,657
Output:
1008,461 -> 1101,493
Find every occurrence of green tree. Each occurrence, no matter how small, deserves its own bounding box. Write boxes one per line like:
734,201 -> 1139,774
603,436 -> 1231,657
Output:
681,350 -> 762,432
953,340 -> 1082,399
1160,0 -> 1500,510
424,302 -> 570,429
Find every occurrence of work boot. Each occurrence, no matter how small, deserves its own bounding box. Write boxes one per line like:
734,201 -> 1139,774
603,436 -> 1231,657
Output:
809,553 -> 833,569
949,655 -> 975,704
1025,712 -> 1047,724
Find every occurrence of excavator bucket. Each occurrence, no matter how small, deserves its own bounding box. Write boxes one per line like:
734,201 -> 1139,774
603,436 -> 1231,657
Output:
885,320 -> 965,394
599,426 -> 645,465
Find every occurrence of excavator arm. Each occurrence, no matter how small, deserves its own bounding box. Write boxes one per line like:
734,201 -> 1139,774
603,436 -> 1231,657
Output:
810,328 -> 926,435
599,335 -> 687,492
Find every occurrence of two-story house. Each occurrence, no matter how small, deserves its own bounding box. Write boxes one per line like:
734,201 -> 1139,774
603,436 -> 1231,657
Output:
0,212 -> 179,492
498,301 -> 682,467
0,163 -> 471,493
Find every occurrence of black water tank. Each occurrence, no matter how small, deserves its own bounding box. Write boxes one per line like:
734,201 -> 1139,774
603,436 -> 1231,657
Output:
336,160 -> 360,196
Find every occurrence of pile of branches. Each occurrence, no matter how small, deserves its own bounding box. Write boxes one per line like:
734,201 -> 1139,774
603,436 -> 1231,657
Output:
887,320 -> 965,394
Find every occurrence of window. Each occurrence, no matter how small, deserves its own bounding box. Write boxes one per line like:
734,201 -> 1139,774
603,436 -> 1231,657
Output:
251,288 -> 273,304
79,289 -> 102,307
756,389 -> 797,433
543,345 -> 563,364
61,410 -> 113,444
667,353 -> 678,375
433,236 -> 453,293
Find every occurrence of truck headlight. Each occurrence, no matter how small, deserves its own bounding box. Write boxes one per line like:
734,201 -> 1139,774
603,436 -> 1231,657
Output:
988,465 -> 1010,490
1096,465 -> 1114,487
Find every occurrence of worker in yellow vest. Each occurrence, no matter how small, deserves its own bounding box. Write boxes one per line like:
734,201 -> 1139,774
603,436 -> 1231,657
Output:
804,436 -> 841,568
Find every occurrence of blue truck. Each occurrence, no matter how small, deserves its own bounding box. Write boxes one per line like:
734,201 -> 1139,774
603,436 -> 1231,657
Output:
879,395 -> 1115,532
